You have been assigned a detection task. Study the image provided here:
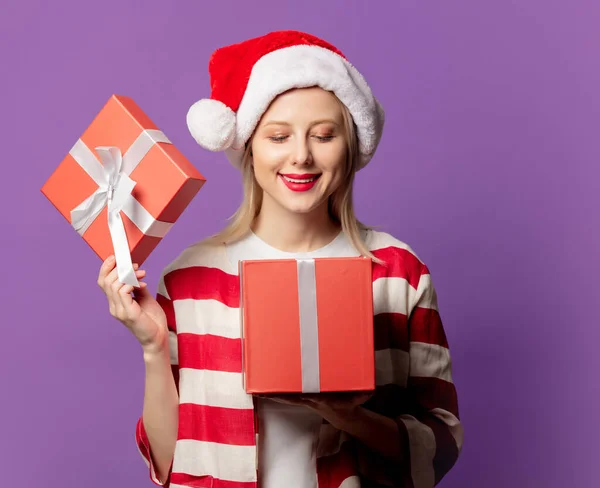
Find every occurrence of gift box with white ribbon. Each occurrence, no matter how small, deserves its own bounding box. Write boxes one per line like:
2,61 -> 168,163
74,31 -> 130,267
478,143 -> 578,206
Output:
240,257 -> 375,394
41,95 -> 206,286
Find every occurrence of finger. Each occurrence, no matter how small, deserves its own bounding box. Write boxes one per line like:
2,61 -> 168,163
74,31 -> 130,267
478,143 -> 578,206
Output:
116,284 -> 136,315
105,263 -> 140,293
102,265 -> 121,313
109,270 -> 135,314
102,265 -> 120,295
110,270 -> 142,297
114,280 -> 140,319
299,393 -> 333,406
117,270 -> 145,299
116,269 -> 147,313
298,396 -> 322,407
109,271 -> 125,295
98,255 -> 116,284
266,395 -> 310,406
102,262 -> 140,318
109,270 -> 133,312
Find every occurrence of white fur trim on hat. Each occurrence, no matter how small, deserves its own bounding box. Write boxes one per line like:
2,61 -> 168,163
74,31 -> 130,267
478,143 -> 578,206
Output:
186,99 -> 236,152
225,45 -> 385,170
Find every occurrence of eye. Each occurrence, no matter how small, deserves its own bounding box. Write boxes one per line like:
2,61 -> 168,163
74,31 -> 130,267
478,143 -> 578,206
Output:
268,135 -> 289,143
313,135 -> 335,142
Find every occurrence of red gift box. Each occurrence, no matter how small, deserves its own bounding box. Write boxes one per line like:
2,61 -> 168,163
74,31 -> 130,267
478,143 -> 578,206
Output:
41,95 -> 205,285
240,257 -> 375,394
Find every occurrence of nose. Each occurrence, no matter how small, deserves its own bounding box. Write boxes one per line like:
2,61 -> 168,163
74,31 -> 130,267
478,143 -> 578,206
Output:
292,137 -> 312,166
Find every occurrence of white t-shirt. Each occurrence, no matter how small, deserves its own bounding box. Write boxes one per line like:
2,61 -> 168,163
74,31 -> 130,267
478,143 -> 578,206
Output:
226,230 -> 361,488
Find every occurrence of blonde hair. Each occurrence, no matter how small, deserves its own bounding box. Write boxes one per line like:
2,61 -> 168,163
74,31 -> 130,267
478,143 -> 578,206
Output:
210,93 -> 376,260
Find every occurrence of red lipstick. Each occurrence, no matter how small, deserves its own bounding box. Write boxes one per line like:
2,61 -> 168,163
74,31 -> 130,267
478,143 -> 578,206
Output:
278,173 -> 321,192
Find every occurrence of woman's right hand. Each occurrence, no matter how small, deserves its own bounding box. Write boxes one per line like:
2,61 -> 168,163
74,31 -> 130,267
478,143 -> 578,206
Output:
98,255 -> 168,354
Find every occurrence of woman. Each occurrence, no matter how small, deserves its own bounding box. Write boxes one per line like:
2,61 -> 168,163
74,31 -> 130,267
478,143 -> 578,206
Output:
98,31 -> 463,488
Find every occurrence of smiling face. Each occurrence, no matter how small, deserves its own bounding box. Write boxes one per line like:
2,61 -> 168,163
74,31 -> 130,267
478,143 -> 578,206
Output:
250,87 -> 348,217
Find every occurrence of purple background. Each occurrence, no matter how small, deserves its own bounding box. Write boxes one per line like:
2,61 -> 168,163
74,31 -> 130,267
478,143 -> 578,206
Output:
2,1 -> 597,486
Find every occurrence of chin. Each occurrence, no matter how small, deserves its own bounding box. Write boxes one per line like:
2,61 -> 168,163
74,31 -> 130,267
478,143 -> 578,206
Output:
285,206 -> 318,215
281,198 -> 328,215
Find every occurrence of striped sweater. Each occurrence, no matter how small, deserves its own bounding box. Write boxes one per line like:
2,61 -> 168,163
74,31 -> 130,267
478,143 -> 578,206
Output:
135,230 -> 463,487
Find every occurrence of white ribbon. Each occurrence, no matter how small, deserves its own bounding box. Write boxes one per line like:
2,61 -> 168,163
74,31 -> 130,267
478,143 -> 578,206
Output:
69,130 -> 174,286
297,259 -> 321,393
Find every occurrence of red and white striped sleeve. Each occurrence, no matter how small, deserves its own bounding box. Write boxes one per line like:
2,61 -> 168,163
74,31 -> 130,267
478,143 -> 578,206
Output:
399,264 -> 463,487
360,236 -> 463,487
134,272 -> 180,486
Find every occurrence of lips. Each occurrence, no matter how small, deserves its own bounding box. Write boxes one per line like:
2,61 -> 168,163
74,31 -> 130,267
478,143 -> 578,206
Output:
279,173 -> 321,183
278,173 -> 321,192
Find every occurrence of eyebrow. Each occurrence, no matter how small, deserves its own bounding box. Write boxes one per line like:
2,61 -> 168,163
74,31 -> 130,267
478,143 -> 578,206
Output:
262,119 -> 340,128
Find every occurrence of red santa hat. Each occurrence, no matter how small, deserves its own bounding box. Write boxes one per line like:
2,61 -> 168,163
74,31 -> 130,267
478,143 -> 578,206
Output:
186,30 -> 385,170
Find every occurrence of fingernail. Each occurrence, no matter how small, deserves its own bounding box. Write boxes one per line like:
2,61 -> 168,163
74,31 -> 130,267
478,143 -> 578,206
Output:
133,263 -> 139,270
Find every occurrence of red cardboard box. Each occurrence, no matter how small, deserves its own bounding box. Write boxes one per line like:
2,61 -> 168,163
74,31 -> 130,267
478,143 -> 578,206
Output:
41,95 -> 205,284
240,257 -> 375,394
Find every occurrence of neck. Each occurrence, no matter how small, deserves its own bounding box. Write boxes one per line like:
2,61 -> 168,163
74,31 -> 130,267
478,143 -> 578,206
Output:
252,196 -> 341,253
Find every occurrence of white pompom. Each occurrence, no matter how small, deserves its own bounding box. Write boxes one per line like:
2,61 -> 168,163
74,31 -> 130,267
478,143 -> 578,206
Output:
186,99 -> 236,152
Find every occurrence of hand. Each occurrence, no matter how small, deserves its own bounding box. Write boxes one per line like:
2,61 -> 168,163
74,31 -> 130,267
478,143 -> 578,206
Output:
97,255 -> 168,354
259,391 -> 374,429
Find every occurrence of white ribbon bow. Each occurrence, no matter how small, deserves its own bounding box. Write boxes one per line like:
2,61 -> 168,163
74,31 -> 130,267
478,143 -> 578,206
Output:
69,130 -> 173,287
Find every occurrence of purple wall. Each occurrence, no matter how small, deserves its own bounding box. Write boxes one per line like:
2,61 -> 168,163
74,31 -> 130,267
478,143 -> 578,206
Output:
2,1 -> 597,486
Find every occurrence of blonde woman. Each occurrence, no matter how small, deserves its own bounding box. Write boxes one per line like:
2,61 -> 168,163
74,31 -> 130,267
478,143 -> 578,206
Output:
98,30 -> 463,488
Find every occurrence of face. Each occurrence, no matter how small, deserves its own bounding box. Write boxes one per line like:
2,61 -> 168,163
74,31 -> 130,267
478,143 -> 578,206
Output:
250,87 -> 348,216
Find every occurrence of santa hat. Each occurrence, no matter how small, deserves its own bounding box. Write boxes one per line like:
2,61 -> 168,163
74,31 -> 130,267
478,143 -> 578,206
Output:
186,30 -> 385,170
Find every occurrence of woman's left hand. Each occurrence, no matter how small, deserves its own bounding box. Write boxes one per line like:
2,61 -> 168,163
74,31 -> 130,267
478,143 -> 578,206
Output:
258,391 -> 374,428
259,391 -> 405,463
